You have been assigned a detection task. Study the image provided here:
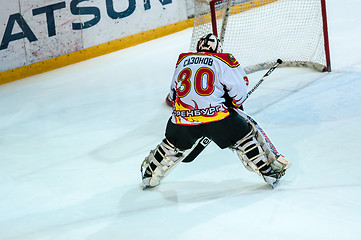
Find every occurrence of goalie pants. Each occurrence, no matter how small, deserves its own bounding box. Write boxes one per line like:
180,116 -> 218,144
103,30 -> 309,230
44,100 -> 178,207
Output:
165,109 -> 251,151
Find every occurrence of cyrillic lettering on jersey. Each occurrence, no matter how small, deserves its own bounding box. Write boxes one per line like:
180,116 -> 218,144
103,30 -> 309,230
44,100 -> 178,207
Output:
183,57 -> 213,67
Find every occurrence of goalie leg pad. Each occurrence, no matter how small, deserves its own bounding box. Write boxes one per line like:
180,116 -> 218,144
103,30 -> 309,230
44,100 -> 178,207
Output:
141,138 -> 185,188
232,123 -> 291,185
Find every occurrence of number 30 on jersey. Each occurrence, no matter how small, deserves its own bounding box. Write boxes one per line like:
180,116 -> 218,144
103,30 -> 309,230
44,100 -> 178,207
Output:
177,67 -> 215,97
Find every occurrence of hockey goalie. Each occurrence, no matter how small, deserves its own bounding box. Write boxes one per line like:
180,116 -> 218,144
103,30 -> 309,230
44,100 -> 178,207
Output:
141,33 -> 291,189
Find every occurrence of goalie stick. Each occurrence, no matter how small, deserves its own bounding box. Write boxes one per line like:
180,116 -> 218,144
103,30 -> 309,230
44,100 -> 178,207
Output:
182,59 -> 283,163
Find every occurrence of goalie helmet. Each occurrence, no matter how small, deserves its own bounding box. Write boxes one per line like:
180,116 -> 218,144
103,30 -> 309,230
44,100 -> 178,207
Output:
196,33 -> 223,53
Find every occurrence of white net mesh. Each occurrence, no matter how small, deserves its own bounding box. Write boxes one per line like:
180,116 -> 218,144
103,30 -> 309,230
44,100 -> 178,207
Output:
190,0 -> 329,73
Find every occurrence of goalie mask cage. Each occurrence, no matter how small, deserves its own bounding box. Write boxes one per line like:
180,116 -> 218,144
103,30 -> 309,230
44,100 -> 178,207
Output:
190,0 -> 331,73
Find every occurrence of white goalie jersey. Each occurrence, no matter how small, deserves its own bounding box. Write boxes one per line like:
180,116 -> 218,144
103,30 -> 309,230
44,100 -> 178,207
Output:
169,52 -> 249,125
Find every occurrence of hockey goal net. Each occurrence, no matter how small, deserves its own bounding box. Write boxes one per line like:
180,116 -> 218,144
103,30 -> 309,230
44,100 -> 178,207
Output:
190,0 -> 331,73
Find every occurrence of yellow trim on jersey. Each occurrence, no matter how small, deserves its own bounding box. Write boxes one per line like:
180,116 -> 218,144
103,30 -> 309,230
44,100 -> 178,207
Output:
211,53 -> 240,68
173,100 -> 230,125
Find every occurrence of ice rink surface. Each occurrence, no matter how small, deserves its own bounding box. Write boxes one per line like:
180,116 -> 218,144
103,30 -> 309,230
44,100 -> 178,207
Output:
1,1 -> 361,239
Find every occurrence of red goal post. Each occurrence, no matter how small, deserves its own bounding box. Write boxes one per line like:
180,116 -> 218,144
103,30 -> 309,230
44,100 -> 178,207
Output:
190,0 -> 331,73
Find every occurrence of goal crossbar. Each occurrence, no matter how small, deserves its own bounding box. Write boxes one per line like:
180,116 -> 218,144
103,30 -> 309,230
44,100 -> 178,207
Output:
191,0 -> 331,73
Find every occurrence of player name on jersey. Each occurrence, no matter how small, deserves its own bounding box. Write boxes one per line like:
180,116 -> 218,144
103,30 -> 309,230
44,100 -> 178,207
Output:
183,57 -> 213,67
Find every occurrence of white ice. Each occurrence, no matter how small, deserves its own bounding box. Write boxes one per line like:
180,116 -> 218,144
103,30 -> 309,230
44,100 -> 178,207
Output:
1,1 -> 361,239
